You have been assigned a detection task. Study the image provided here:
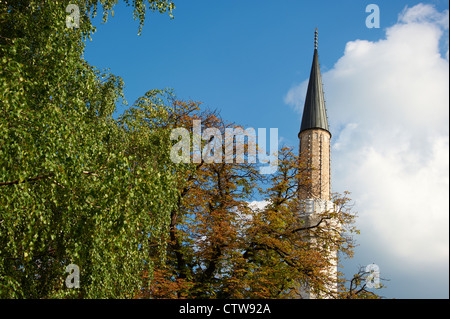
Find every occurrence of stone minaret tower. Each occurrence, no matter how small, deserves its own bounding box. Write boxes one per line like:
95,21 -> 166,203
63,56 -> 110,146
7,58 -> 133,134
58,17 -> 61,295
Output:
297,29 -> 337,299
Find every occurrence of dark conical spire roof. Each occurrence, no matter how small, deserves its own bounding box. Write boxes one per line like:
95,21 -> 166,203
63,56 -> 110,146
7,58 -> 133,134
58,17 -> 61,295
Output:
299,29 -> 330,135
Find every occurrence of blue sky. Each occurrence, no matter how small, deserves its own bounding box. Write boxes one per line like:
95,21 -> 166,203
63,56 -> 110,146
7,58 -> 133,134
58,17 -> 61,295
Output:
84,0 -> 449,299
84,1 -> 405,123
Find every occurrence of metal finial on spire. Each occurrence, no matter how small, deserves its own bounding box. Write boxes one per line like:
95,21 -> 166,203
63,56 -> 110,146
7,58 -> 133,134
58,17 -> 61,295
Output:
314,28 -> 318,49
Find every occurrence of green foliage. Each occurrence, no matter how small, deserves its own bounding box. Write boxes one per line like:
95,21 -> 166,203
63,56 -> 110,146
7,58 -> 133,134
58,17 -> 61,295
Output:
0,0 -> 177,298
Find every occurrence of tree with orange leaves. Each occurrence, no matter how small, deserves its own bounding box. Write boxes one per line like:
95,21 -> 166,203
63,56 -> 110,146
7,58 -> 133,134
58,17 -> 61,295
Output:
137,100 -> 381,299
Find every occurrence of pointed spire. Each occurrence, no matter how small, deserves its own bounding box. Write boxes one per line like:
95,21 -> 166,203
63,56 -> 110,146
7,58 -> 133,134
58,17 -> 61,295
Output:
299,28 -> 330,135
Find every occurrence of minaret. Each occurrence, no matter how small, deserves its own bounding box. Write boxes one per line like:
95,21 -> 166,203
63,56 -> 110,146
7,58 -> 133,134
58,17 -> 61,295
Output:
297,29 -> 337,299
298,28 -> 331,202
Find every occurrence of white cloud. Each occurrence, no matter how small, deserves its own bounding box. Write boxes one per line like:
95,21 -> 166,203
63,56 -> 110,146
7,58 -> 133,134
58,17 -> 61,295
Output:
285,2 -> 449,275
247,200 -> 269,213
398,3 -> 449,28
283,80 -> 308,113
